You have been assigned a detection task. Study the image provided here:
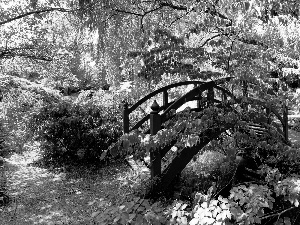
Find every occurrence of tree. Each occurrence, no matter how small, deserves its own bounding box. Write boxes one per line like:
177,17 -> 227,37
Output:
89,0 -> 299,105
2,0 -> 300,93
0,1 -> 100,89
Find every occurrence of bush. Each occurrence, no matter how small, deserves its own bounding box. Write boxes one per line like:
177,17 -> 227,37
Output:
31,99 -> 123,167
0,121 -> 9,157
0,75 -> 61,153
290,118 -> 300,132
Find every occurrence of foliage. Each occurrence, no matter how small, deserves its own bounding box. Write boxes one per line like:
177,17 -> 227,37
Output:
290,118 -> 300,132
92,164 -> 300,225
0,121 -> 9,158
96,94 -> 297,224
128,28 -> 226,84
0,0 -> 108,93
2,0 -> 300,94
0,75 -> 61,153
31,98 -> 123,167
2,1 -> 300,224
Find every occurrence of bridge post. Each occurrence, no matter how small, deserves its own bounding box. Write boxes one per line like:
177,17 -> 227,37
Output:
241,81 -> 248,110
163,90 -> 168,109
123,102 -> 129,134
194,84 -> 203,109
150,100 -> 162,179
242,81 -> 248,97
266,107 -> 271,124
283,104 -> 288,142
222,91 -> 227,102
207,86 -> 214,106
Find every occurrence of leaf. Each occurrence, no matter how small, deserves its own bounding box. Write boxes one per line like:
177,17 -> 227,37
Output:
135,214 -> 144,223
203,216 -> 215,224
201,202 -> 208,208
110,143 -> 119,157
99,150 -> 107,160
181,203 -> 188,210
120,212 -> 129,223
181,216 -> 188,225
189,218 -> 199,225
123,139 -> 130,149
91,211 -> 100,217
113,215 -> 121,223
244,2 -> 250,11
284,217 -> 292,225
119,205 -> 126,210
129,213 -> 136,222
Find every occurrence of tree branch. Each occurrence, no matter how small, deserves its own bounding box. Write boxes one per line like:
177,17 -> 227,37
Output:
226,40 -> 234,73
0,7 -> 74,26
200,34 -> 222,47
236,36 -> 268,49
113,8 -> 144,17
0,48 -> 52,61
204,5 -> 232,26
114,1 -> 188,18
159,2 -> 187,11
216,26 -> 268,49
260,206 -> 296,220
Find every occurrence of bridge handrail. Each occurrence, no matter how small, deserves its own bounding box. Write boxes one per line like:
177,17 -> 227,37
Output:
234,96 -> 288,141
235,97 -> 284,125
127,77 -> 233,114
123,77 -> 234,133
161,79 -> 236,121
127,81 -> 204,114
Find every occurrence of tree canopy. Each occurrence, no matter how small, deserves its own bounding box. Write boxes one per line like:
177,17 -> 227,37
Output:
1,0 -> 300,99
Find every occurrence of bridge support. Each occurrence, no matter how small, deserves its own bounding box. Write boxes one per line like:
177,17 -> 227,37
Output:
283,104 -> 288,142
163,90 -> 168,109
123,102 -> 129,134
207,86 -> 214,106
194,83 -> 203,110
150,100 -> 162,178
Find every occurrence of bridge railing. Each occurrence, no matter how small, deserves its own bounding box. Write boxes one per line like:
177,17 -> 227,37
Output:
235,97 -> 289,142
123,78 -> 234,179
123,77 -> 234,134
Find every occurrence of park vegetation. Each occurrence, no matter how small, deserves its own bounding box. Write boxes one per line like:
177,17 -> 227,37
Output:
1,0 -> 300,224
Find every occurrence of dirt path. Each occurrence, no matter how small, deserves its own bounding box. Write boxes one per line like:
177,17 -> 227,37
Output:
0,144 -> 133,225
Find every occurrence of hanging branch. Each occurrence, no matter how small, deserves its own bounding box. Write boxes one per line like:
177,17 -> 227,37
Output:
0,47 -> 52,61
226,40 -> 235,73
0,7 -> 75,26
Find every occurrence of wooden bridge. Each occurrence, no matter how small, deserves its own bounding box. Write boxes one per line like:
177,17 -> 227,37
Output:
122,77 -> 289,195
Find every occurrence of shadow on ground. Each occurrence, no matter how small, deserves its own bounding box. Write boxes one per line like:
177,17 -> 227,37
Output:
0,150 -> 133,225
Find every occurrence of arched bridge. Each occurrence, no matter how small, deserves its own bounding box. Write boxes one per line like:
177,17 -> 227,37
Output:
121,77 -> 289,195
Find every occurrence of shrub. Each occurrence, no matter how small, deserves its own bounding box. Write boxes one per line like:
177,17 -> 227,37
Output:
0,121 -> 9,157
92,166 -> 300,225
290,118 -> 300,132
31,99 -> 123,167
0,75 -> 61,153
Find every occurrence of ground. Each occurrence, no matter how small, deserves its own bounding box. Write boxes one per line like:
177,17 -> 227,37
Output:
0,143 -> 135,225
0,129 -> 299,225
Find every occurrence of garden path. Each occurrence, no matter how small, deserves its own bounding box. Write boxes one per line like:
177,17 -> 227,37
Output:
0,143 -> 134,225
